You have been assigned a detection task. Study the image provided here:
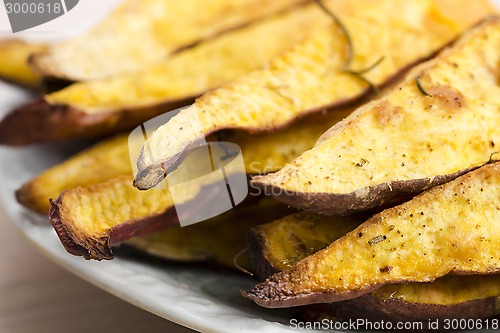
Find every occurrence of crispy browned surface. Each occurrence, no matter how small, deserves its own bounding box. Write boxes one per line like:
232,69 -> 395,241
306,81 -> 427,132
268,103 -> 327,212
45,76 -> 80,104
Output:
0,40 -> 44,89
252,17 -> 500,215
245,162 -> 500,308
2,4 -> 329,146
127,198 -> 292,269
246,212 -> 500,321
46,111 -> 348,259
31,0 -> 308,81
16,107 -> 350,214
133,0 -> 496,190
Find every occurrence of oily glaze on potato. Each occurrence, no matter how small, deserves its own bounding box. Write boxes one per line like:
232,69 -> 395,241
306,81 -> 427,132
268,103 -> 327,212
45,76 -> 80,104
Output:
133,0 -> 495,190
1,5 -> 328,146
252,17 -> 500,215
30,0 -> 308,81
245,162 -> 500,308
246,212 -> 500,321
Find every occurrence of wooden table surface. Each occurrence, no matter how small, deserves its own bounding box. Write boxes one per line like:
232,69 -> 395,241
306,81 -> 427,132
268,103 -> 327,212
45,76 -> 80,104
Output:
0,208 -> 195,333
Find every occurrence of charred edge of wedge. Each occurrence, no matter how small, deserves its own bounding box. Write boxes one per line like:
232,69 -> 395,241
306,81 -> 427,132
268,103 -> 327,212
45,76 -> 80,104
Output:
49,195 -> 180,260
49,198 -> 89,257
245,228 -> 280,280
40,77 -> 74,93
133,50 -> 438,191
0,96 -> 194,146
16,183 -> 42,213
242,279 -> 382,308
251,167 -> 476,216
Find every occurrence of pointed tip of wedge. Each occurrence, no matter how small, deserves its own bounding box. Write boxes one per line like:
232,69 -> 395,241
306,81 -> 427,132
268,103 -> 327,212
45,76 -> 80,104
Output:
49,196 -> 98,260
133,165 -> 166,190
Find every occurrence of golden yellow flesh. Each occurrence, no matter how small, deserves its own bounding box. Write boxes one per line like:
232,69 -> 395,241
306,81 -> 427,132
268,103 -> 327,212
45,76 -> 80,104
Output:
136,0 -> 492,187
19,108 -> 349,214
252,163 -> 500,300
58,176 -> 174,241
0,40 -> 44,87
256,212 -> 361,272
16,135 -> 131,213
45,5 -> 331,114
127,198 -> 289,268
54,115 -> 344,244
31,0 -> 306,81
254,212 -> 500,305
236,110 -> 353,174
255,18 -> 500,195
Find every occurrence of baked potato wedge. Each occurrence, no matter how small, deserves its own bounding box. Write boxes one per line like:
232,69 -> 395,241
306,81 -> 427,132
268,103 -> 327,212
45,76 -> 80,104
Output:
245,162 -> 500,308
30,0 -> 308,81
17,109 -> 350,214
0,40 -> 45,89
246,212 -> 500,321
127,198 -> 292,269
1,5 -> 330,146
252,17 -> 500,215
334,275 -> 500,322
49,166 -> 241,260
16,134 -> 131,213
133,0 -> 495,190
47,109 -> 352,259
246,212 -> 362,280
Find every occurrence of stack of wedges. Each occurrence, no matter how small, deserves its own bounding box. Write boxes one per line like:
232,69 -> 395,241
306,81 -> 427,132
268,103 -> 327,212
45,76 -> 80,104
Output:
2,0 -> 499,324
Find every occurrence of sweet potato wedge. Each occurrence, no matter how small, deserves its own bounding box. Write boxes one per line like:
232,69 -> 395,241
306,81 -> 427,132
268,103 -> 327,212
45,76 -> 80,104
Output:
18,109 -> 350,215
47,109 -> 352,259
300,275 -> 500,323
244,162 -> 500,308
16,134 -> 131,214
246,212 -> 500,321
127,198 -> 292,269
30,0 -> 308,81
1,5 -> 331,146
252,17 -> 500,215
246,212 -> 362,280
133,0 -> 495,190
50,175 -> 182,260
0,40 -> 45,89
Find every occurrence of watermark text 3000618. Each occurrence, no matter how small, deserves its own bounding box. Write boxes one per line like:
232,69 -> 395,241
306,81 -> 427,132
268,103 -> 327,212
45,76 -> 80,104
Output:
3,0 -> 79,33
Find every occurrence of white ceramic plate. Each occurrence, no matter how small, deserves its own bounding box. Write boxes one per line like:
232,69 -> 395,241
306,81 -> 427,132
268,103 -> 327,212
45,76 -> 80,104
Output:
1,2 -> 500,331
